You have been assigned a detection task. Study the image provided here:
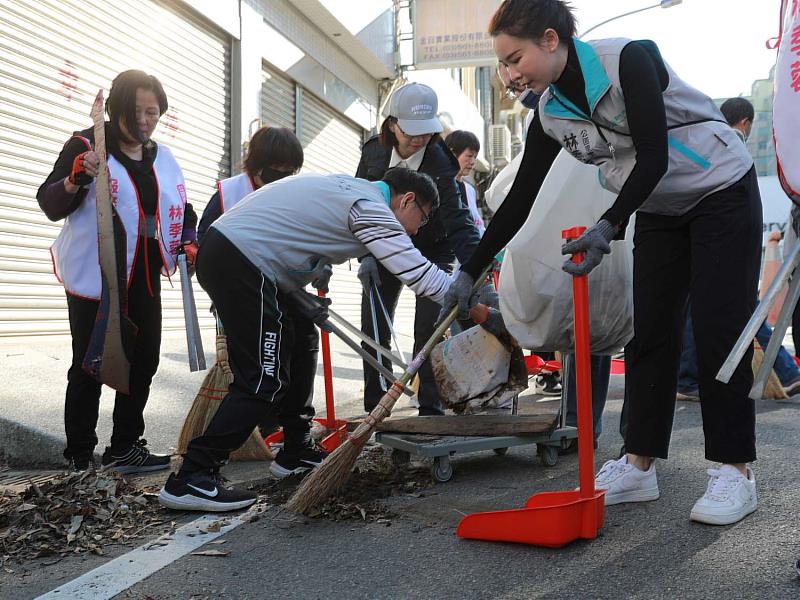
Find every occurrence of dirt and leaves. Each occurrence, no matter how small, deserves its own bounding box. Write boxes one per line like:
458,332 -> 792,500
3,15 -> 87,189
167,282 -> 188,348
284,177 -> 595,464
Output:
0,469 -> 170,565
255,445 -> 435,522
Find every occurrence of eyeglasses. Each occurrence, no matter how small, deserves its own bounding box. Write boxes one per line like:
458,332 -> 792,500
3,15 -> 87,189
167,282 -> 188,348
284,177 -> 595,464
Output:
395,124 -> 433,143
413,198 -> 430,226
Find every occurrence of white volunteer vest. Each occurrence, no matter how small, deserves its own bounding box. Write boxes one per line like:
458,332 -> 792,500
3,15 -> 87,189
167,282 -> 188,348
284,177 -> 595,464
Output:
217,173 -> 255,213
51,141 -> 187,299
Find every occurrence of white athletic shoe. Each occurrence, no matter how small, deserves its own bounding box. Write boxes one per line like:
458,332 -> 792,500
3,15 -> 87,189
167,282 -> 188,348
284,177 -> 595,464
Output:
594,455 -> 660,506
690,465 -> 757,525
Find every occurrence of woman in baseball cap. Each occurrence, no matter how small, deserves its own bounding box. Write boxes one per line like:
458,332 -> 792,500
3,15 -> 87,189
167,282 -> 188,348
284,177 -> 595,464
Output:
354,82 -> 482,418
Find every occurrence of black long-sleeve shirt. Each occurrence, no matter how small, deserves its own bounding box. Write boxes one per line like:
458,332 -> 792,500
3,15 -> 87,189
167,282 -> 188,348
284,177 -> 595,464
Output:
37,125 -> 197,237
462,39 -> 669,279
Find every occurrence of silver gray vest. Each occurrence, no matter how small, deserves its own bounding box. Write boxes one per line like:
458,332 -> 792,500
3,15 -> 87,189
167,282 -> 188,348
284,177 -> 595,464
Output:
210,173 -> 385,290
538,38 -> 753,216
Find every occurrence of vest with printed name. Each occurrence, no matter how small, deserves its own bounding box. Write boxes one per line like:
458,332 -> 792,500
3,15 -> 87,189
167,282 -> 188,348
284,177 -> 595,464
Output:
538,38 -> 753,216
216,173 -> 255,213
51,141 -> 187,299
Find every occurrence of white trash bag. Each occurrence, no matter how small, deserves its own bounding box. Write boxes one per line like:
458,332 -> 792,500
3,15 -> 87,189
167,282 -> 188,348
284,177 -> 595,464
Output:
498,150 -> 634,354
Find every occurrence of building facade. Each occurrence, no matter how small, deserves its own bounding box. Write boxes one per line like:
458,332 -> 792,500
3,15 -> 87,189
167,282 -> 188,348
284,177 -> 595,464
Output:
0,0 -> 396,336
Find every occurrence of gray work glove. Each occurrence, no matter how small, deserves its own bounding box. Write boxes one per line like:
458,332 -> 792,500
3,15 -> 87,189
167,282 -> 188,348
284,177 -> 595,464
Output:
478,306 -> 508,338
438,270 -> 475,323
474,283 -> 499,310
561,220 -> 617,277
287,289 -> 332,332
357,256 -> 381,291
311,264 -> 333,294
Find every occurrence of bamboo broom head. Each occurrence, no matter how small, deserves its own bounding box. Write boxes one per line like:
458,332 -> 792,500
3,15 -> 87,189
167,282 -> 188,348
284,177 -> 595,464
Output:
177,334 -> 273,460
752,342 -> 788,400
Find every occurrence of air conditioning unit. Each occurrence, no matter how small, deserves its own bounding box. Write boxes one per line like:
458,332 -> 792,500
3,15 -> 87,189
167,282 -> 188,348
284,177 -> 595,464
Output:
488,124 -> 512,167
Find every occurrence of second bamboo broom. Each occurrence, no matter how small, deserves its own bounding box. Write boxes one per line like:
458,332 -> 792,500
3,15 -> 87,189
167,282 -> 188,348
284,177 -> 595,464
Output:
286,267 -> 492,513
752,340 -> 788,400
176,324 -> 273,461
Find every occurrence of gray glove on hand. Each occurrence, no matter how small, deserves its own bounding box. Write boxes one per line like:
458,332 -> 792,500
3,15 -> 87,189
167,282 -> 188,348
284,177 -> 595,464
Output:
478,307 -> 507,338
311,264 -> 333,294
561,220 -> 617,277
474,283 -> 499,310
357,256 -> 381,291
288,289 -> 332,332
438,270 -> 475,323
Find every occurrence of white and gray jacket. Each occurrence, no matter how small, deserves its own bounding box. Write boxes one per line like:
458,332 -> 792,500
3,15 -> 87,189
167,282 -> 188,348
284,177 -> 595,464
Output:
210,173 -> 451,303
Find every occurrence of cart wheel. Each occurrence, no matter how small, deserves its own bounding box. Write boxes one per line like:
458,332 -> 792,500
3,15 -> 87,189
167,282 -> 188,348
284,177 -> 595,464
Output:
493,447 -> 509,456
391,449 -> 411,467
431,457 -> 453,482
538,444 -> 559,467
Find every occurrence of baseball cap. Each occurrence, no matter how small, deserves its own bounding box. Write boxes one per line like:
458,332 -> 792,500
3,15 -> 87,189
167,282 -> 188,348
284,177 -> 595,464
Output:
385,83 -> 443,136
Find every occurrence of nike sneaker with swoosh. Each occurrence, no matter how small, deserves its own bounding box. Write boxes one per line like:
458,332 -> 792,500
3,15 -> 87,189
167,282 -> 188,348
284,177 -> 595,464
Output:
158,471 -> 258,512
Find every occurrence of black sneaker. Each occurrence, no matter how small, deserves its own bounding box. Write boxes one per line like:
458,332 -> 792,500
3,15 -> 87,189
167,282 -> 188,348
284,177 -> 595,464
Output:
101,439 -> 171,474
158,471 -> 257,512
533,373 -> 562,396
269,445 -> 328,479
557,438 -> 599,456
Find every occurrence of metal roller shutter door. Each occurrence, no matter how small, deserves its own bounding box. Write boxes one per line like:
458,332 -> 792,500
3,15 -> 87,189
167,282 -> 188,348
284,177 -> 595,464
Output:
0,0 -> 230,337
260,62 -> 296,131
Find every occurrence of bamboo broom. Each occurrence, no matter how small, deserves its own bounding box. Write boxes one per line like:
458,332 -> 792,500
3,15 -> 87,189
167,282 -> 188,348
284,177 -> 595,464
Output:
286,267 -> 492,513
752,341 -> 788,400
176,325 -> 273,460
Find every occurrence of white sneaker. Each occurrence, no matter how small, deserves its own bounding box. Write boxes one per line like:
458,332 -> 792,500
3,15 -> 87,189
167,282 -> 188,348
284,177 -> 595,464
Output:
594,455 -> 660,506
690,465 -> 757,525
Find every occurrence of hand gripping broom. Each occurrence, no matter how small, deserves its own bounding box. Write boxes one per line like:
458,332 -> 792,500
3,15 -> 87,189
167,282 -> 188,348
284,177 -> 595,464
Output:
176,319 -> 273,460
285,266 -> 492,514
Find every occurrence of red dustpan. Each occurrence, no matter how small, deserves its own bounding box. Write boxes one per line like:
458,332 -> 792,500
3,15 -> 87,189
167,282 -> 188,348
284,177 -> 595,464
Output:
456,226 -> 605,548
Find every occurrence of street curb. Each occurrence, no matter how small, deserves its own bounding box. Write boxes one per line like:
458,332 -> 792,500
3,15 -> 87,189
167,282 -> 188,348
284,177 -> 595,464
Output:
0,417 -> 67,468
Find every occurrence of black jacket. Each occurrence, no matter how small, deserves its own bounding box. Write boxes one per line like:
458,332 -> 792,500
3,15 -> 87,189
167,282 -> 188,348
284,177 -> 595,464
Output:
355,135 -> 480,264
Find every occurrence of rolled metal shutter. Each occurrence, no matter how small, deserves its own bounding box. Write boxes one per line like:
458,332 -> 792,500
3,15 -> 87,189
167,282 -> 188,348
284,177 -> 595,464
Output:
260,62 -> 296,131
0,0 -> 230,336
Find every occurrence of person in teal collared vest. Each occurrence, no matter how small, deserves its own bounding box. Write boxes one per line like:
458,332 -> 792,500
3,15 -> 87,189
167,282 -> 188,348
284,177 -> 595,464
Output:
441,0 -> 762,526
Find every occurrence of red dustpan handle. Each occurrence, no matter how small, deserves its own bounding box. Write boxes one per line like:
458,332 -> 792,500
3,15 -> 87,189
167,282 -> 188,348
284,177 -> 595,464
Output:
317,289 -> 336,427
562,226 -> 595,499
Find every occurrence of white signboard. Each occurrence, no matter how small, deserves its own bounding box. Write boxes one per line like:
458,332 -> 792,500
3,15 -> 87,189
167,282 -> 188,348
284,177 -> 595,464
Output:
414,0 -> 501,69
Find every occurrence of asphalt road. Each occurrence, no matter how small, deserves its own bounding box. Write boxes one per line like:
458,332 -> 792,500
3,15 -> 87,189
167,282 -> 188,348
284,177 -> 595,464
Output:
4,386 -> 799,599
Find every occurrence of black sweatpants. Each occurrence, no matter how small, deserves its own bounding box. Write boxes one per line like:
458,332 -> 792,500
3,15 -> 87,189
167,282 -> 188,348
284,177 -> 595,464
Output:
624,167 -> 762,463
64,240 -> 163,462
360,257 -> 457,415
181,229 -> 318,474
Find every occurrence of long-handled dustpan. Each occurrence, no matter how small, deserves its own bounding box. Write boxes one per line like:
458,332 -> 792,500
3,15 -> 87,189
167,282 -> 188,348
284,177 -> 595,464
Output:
456,226 -> 605,548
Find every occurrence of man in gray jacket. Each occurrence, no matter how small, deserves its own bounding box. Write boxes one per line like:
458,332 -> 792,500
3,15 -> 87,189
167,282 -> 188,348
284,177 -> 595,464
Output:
159,168 -> 452,512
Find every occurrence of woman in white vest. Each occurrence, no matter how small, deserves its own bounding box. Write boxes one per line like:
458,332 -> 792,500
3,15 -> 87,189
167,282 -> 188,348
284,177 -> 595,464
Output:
197,125 -> 304,243
443,0 -> 762,526
37,70 -> 197,474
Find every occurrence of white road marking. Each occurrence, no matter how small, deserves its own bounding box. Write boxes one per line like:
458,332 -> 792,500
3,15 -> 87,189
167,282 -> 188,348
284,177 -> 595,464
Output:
35,513 -> 246,599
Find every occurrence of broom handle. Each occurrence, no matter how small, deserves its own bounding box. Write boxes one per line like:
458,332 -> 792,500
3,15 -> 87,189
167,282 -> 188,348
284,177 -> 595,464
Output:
350,265 -> 493,441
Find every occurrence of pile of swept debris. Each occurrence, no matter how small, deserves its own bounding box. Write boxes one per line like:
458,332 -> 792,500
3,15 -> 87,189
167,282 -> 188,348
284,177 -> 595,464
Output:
1,446 -> 434,566
255,445 -> 435,521
0,469 -> 168,566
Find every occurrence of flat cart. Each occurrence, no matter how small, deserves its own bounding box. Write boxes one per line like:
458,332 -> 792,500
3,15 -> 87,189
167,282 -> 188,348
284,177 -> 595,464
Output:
372,387 -> 578,482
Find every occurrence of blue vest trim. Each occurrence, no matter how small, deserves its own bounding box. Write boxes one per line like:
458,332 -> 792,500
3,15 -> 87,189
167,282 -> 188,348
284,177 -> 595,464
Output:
544,38 -> 611,120
544,38 -> 611,119
373,181 -> 392,206
668,136 -> 711,170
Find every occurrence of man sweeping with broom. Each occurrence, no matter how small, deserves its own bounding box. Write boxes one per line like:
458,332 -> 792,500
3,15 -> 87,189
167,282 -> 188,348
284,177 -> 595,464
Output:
159,168 -> 454,512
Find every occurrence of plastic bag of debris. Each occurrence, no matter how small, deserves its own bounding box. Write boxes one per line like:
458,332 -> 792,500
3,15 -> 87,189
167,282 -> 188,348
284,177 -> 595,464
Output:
430,325 -> 528,414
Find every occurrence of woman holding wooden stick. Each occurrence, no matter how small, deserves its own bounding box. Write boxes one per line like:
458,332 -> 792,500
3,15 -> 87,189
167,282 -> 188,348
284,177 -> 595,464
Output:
38,70 -> 197,474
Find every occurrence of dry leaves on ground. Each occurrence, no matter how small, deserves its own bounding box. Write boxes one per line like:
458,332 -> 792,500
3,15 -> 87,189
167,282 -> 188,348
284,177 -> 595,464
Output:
0,470 -> 169,564
256,445 -> 434,522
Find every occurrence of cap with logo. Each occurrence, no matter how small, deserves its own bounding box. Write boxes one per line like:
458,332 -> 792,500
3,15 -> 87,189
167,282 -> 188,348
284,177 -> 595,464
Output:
385,82 -> 443,136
